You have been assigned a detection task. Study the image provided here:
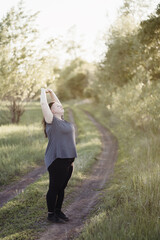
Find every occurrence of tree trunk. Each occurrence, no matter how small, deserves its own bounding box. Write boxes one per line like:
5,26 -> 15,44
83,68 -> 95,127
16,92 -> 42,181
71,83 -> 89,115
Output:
7,99 -> 25,124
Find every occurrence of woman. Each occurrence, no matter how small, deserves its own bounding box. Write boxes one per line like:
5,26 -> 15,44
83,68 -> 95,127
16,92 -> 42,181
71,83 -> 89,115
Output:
40,87 -> 77,223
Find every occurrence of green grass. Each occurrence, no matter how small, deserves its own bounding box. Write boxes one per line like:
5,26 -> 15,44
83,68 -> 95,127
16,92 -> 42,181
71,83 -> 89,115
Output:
0,101 -> 47,187
2,98 -> 159,239
0,100 -> 101,240
75,102 -> 160,240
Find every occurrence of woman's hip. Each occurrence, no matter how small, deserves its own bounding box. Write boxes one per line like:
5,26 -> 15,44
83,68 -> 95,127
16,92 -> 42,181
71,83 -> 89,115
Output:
54,157 -> 75,165
48,157 -> 74,172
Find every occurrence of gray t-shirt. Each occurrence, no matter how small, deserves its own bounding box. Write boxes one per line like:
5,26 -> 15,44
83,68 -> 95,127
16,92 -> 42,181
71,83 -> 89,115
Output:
44,114 -> 77,170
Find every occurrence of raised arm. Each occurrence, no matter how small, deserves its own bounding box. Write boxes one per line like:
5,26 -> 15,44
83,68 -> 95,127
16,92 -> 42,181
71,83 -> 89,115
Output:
46,88 -> 62,105
40,88 -> 53,124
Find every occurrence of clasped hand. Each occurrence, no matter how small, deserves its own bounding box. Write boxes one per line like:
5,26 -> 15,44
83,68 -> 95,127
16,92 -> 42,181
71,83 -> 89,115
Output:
41,88 -> 53,94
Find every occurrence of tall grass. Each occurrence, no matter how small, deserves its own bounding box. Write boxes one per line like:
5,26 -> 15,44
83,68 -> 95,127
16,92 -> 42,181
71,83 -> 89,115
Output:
0,102 -> 47,187
76,96 -> 160,239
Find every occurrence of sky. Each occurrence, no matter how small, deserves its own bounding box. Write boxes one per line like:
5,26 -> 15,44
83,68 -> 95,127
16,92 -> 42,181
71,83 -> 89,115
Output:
0,0 -> 159,64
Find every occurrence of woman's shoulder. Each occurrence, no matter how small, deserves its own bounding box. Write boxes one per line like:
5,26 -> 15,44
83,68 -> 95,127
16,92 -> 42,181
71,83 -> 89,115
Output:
46,115 -> 68,125
46,114 -> 57,125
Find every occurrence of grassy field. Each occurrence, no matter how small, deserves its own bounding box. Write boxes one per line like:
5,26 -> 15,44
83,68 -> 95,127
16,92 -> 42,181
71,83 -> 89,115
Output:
0,101 -> 47,187
75,102 -> 160,240
0,100 -> 101,240
1,99 -> 159,239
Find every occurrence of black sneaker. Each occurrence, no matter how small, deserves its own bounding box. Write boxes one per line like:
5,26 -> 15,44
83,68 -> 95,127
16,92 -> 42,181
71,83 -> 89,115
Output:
47,213 -> 66,223
55,209 -> 69,222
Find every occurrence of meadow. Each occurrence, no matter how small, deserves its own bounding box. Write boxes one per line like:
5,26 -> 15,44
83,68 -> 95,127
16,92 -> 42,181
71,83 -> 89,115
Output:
0,100 -> 101,239
0,91 -> 160,239
76,82 -> 160,240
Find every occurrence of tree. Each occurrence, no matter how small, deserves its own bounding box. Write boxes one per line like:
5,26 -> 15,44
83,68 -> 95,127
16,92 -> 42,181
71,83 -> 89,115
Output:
98,13 -> 139,89
55,57 -> 89,100
0,1 -> 60,123
119,0 -> 150,23
137,4 -> 160,82
0,1 -> 40,123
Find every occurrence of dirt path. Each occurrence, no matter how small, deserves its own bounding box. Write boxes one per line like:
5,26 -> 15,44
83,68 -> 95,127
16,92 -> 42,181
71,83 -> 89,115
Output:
37,110 -> 118,240
0,165 -> 46,208
0,109 -> 76,208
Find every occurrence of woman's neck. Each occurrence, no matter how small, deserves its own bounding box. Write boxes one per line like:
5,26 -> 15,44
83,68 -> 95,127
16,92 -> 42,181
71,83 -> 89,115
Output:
54,113 -> 63,120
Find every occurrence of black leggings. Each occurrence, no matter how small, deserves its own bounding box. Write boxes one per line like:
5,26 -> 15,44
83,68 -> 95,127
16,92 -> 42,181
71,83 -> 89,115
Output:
46,157 -> 74,212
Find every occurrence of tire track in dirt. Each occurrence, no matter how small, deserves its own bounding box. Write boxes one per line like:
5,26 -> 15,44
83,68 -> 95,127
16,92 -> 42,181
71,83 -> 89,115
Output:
0,165 -> 46,208
38,110 -> 118,240
0,109 -> 76,208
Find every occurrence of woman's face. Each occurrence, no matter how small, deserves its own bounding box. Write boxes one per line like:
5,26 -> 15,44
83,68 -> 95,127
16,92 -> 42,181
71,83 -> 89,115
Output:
51,102 -> 64,115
